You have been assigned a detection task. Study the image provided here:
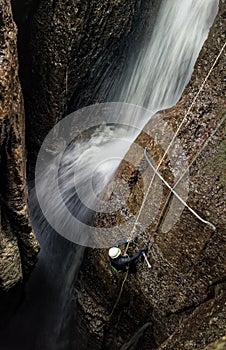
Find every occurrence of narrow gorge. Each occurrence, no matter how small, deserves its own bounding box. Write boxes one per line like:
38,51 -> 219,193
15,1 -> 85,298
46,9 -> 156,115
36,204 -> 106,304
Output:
0,1 -> 225,349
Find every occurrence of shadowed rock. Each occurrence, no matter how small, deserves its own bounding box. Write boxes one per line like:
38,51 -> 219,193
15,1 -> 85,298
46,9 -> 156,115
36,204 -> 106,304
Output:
0,0 -> 39,290
72,1 -> 226,349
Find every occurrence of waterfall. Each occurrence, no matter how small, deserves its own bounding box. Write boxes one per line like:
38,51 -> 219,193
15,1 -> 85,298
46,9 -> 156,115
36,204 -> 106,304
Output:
34,0 -> 219,248
121,0 -> 218,111
31,0 -> 219,348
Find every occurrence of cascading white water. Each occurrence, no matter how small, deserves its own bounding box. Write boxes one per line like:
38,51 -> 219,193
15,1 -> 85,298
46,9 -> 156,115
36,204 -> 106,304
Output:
121,0 -> 218,111
34,0 -> 219,248
13,1 -> 219,349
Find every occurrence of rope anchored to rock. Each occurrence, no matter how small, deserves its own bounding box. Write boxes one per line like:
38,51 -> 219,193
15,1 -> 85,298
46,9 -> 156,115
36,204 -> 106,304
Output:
124,41 -> 225,253
144,148 -> 216,230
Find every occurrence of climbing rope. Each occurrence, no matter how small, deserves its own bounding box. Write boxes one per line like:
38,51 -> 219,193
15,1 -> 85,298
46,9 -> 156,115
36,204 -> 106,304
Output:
144,148 -> 216,230
109,270 -> 129,318
153,41 -> 226,176
119,323 -> 151,350
124,41 -> 226,253
152,115 -> 225,233
109,41 -> 225,317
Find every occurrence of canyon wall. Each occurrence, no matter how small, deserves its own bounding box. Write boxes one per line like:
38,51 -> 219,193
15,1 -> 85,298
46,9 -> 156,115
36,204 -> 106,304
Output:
73,2 -> 226,349
0,0 -> 39,291
0,0 -> 158,290
0,1 -> 225,349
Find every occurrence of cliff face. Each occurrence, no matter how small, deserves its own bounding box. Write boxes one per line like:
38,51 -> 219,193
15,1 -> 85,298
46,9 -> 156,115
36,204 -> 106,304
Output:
15,0 -> 157,160
73,2 -> 226,349
0,0 -> 39,291
0,0 -> 157,290
0,0 -> 225,349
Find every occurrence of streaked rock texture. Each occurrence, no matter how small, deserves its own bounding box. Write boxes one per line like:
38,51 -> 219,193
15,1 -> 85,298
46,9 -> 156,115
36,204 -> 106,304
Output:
73,1 -> 226,349
16,0 -> 157,159
0,0 -> 39,290
0,0 -> 154,291
203,337 -> 226,350
0,0 -> 224,349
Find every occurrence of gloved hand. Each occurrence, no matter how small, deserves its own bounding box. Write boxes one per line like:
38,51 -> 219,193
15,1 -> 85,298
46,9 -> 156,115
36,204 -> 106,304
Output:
130,240 -> 136,247
140,247 -> 148,253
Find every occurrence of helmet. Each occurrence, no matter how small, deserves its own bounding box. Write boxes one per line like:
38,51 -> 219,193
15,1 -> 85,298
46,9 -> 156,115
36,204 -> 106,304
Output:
109,247 -> 121,259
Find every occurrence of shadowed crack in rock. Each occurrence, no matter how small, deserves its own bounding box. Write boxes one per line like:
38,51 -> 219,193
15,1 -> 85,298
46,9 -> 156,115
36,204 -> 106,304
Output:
0,0 -> 39,291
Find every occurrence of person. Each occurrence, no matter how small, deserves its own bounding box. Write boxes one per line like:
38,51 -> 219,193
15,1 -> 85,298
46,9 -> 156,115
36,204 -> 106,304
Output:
108,239 -> 148,273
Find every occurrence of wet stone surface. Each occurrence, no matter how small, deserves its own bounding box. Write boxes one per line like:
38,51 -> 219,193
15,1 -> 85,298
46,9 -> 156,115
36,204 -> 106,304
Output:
73,2 -> 226,349
0,0 -> 39,291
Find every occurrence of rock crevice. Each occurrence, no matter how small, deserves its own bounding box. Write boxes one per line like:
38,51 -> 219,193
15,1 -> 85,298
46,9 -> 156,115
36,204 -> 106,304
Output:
0,0 -> 39,291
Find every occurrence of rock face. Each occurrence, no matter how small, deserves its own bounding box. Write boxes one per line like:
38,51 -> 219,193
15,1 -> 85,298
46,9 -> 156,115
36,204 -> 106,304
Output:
0,0 -> 158,290
15,0 -> 158,160
203,337 -> 226,350
0,0 -> 39,291
0,0 -> 224,349
73,1 -> 226,349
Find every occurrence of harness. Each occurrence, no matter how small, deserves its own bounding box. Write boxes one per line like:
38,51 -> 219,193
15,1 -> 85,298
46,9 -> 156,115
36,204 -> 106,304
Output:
109,262 -> 124,274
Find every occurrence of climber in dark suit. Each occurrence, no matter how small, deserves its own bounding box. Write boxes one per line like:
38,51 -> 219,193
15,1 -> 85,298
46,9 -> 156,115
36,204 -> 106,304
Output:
108,239 -> 148,273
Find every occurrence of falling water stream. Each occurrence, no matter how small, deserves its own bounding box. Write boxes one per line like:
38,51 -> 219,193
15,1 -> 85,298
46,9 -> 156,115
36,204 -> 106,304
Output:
0,0 -> 219,349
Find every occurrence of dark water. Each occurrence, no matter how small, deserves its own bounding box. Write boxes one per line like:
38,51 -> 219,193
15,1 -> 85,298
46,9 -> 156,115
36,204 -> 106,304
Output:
0,189 -> 84,350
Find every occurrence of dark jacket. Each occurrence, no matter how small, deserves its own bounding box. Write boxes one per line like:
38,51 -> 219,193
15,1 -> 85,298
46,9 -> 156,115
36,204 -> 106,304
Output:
110,251 -> 143,272
110,239 -> 143,272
